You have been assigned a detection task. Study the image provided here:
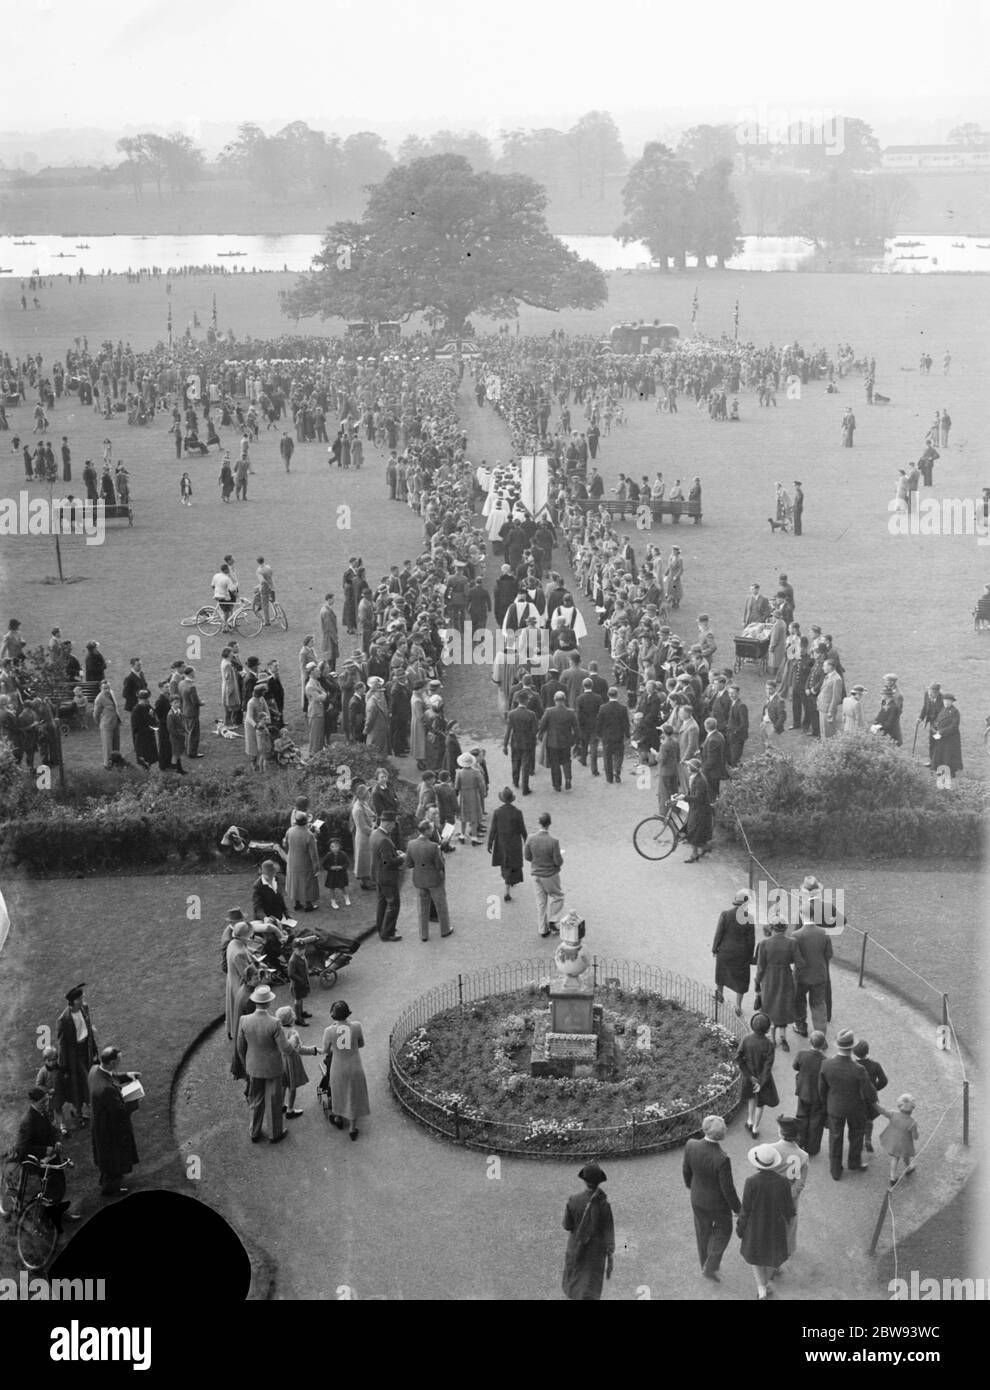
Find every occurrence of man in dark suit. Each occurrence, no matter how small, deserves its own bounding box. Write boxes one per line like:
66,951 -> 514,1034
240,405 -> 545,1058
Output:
726,685 -> 749,766
237,988 -> 295,1143
595,687 -> 631,784
575,678 -> 603,775
706,675 -> 732,735
586,661 -> 610,700
504,697 -> 538,794
700,717 -> 729,799
178,667 -> 203,758
682,1114 -> 741,1281
538,691 -> 580,791
251,861 -> 288,922
818,1029 -> 877,1179
121,658 -> 146,713
404,822 -> 452,940
370,814 -> 405,941
540,671 -> 565,708
742,584 -> 771,626
792,914 -> 833,1036
493,566 -> 518,628
918,682 -> 944,768
792,1031 -> 828,1156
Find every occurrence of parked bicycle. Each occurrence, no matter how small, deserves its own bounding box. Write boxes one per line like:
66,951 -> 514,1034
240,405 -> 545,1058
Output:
632,797 -> 690,861
252,587 -> 288,631
179,595 -> 262,637
0,1150 -> 74,1270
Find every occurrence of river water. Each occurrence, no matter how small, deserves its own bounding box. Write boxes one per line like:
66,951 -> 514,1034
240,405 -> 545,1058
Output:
1,232 -> 988,278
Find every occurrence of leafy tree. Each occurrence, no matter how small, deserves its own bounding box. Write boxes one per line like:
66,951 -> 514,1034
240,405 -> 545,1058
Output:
692,159 -> 743,267
788,116 -> 882,171
567,110 -> 627,201
947,122 -> 986,146
220,122 -> 290,201
281,154 -> 607,335
676,123 -> 739,172
616,142 -> 697,270
498,126 -> 570,198
781,169 -> 883,248
398,130 -> 493,171
341,131 -> 393,192
115,136 -> 145,202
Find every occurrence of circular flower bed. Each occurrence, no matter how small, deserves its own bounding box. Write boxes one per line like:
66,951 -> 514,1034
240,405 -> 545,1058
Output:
389,973 -> 743,1157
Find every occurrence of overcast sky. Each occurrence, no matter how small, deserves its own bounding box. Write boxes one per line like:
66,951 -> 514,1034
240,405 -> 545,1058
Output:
3,0 -> 985,136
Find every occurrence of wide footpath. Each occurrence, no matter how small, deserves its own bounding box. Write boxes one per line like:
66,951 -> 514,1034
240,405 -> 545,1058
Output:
172,385 -> 977,1300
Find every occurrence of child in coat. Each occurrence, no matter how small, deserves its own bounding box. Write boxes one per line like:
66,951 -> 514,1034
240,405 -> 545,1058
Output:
286,938 -> 311,1025
322,837 -> 351,909
276,1006 -> 318,1117
879,1094 -> 919,1187
179,472 -> 193,506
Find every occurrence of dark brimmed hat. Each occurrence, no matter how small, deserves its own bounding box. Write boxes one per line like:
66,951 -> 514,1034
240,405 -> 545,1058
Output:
578,1161 -> 607,1185
65,983 -> 85,1003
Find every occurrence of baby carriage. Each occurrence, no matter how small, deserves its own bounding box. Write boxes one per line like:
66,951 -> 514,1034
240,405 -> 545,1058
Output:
57,691 -> 90,737
219,824 -> 287,867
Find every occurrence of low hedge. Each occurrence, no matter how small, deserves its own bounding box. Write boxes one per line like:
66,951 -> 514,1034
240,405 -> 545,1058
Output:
0,743 -> 418,875
716,733 -> 987,858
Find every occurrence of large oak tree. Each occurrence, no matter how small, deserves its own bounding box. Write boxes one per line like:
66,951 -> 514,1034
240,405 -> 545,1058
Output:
280,154 -> 607,334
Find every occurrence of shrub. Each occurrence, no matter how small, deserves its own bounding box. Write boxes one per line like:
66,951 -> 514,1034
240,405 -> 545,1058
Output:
717,735 -> 988,858
0,742 -> 416,874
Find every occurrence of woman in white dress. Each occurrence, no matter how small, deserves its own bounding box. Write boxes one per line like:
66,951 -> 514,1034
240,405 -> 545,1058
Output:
349,783 -> 375,890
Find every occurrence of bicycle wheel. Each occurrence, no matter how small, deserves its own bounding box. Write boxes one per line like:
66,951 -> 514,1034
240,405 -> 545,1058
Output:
0,1156 -> 21,1219
271,602 -> 288,632
632,815 -> 678,861
196,607 -> 223,636
17,1199 -> 58,1270
233,605 -> 263,637
319,968 -> 338,990
179,611 -> 201,628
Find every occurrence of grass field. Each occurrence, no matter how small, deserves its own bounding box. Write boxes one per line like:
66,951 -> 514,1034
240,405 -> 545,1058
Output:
2,268 -> 988,766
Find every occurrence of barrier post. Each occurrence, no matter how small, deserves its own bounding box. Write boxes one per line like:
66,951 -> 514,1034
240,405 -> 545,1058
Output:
457,973 -> 463,1007
963,1081 -> 970,1147
453,1102 -> 460,1142
941,995 -> 949,1028
867,1191 -> 890,1256
858,933 -> 868,987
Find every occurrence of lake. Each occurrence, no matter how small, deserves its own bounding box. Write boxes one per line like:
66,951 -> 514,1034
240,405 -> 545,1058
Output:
2,232 -> 989,279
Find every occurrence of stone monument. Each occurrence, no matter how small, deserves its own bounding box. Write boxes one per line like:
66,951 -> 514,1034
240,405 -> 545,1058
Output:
531,912 -> 611,1078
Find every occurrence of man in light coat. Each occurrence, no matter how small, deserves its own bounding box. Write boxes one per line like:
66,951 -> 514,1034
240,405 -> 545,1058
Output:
816,660 -> 843,740
237,985 -> 295,1142
404,822 -> 452,940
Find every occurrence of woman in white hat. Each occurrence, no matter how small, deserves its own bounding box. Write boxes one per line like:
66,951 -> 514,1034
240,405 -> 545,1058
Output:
736,1144 -> 795,1300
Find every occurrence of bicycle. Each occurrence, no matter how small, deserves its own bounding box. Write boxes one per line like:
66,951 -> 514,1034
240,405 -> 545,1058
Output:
179,596 -> 262,637
16,1155 -> 74,1270
252,588 -> 288,631
632,797 -> 689,861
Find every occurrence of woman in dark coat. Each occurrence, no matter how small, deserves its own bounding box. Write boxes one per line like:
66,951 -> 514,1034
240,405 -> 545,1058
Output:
487,787 -> 528,902
56,986 -> 99,1124
683,760 -> 714,862
736,1011 -> 778,1138
562,1161 -> 615,1301
153,685 -> 172,770
755,919 -> 801,1052
84,641 -> 107,684
736,1145 -> 795,1300
931,694 -> 962,777
129,691 -> 159,770
712,890 -> 756,1015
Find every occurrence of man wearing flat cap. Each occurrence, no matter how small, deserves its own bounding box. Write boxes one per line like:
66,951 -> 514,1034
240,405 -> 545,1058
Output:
56,984 -> 98,1128
818,1029 -> 878,1179
682,1115 -> 740,1281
